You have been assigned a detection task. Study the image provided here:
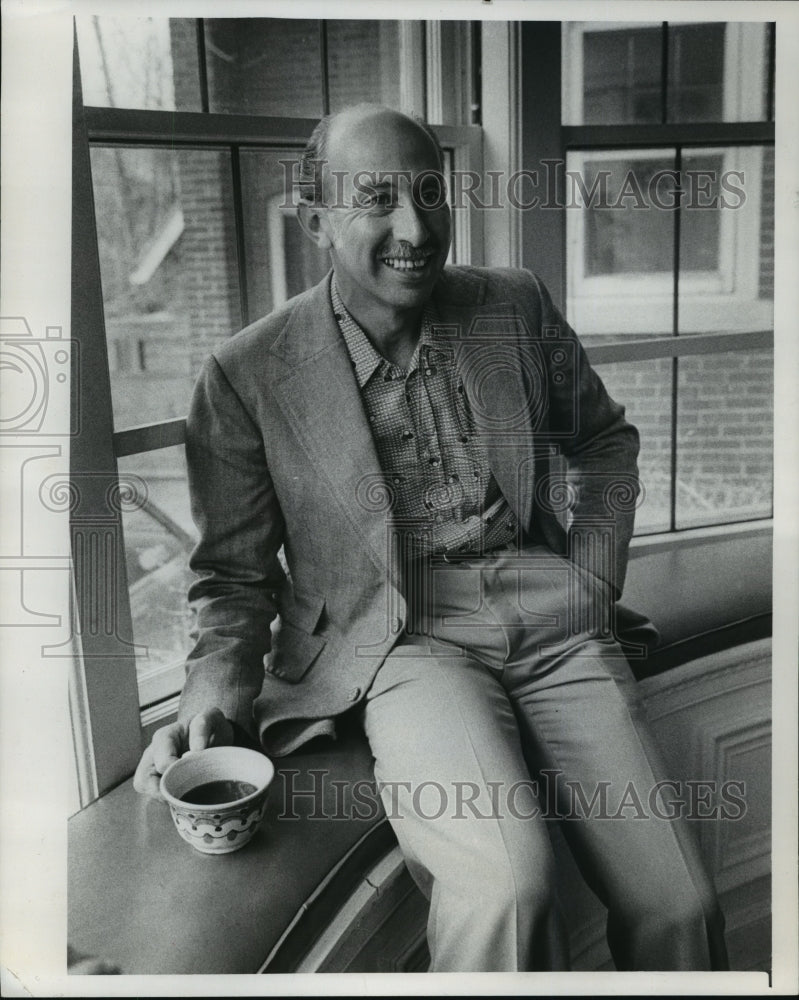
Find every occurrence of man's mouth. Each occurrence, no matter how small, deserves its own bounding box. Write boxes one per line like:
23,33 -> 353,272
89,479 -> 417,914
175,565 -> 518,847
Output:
380,252 -> 434,271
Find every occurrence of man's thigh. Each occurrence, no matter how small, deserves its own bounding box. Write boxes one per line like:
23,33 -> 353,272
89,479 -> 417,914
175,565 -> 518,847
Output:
417,548 -> 718,916
360,638 -> 555,897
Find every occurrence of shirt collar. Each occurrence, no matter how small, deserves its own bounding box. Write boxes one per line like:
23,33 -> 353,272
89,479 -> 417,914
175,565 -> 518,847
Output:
331,275 -> 435,389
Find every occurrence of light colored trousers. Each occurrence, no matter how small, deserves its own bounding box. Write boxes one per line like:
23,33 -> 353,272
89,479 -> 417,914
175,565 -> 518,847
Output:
360,545 -> 728,972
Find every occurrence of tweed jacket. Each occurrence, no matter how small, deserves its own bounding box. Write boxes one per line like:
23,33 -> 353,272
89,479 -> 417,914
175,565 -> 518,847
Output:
177,266 -> 641,755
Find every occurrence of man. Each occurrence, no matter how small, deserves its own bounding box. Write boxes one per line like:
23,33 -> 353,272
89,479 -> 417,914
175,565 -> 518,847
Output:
134,104 -> 727,972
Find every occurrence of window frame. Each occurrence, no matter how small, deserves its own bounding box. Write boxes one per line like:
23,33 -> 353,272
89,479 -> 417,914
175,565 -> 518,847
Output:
521,19 -> 774,535
565,143 -> 771,335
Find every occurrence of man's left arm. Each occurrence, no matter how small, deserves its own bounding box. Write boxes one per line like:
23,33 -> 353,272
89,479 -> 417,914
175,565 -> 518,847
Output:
526,271 -> 641,598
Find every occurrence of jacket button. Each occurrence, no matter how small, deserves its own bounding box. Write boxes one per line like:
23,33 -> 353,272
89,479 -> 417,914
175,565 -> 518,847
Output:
348,687 -> 362,701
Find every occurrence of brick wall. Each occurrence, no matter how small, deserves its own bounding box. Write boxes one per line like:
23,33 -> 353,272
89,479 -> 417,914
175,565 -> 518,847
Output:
174,151 -> 242,371
759,146 -> 775,300
596,349 -> 773,532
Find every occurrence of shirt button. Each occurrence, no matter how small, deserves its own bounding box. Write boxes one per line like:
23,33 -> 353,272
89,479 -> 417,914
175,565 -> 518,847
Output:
459,434 -> 469,443
430,456 -> 441,467
401,430 -> 414,440
392,475 -> 405,485
473,469 -> 481,478
448,473 -> 459,483
424,366 -> 437,377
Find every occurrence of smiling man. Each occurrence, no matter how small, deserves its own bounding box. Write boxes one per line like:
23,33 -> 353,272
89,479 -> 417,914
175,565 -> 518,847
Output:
134,104 -> 728,972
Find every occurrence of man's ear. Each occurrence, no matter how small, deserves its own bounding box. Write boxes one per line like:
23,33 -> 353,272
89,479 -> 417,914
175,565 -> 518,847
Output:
298,200 -> 332,250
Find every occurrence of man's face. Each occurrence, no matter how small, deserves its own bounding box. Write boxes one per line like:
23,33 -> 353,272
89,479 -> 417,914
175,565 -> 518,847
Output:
317,111 -> 452,319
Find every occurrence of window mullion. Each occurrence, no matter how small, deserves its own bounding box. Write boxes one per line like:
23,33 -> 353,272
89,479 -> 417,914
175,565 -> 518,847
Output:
319,20 -> 330,116
71,33 -> 143,801
563,121 -> 774,149
230,146 -> 250,327
660,21 -> 669,124
196,18 -> 210,113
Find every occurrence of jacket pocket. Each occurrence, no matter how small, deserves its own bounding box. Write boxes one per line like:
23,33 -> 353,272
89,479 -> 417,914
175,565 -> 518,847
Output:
265,589 -> 327,682
278,588 -> 327,633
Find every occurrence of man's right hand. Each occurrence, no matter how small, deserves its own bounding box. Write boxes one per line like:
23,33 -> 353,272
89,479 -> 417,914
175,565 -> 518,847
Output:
133,708 -> 234,799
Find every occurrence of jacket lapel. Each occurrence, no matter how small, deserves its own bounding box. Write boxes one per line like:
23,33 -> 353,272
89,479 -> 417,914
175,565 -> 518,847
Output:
269,276 -> 397,578
432,273 -> 541,527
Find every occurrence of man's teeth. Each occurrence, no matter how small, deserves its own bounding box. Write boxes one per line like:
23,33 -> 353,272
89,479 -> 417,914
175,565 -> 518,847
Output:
382,257 -> 428,270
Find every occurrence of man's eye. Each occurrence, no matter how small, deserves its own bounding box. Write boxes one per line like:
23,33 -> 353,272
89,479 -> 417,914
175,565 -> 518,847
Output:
418,181 -> 447,207
356,192 -> 392,209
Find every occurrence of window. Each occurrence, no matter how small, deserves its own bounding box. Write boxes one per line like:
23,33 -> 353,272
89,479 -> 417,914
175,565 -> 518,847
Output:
562,21 -> 770,125
73,16 -> 482,765
523,20 -> 774,536
71,16 -> 775,802
565,144 -> 772,335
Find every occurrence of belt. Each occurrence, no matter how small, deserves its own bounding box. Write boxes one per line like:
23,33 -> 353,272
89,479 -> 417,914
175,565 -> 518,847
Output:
403,497 -> 519,563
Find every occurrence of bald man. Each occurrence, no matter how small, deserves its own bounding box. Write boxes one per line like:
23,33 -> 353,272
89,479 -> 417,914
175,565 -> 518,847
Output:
135,105 -> 728,973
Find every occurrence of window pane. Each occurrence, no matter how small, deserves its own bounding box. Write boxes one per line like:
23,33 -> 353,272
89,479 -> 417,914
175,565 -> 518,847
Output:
562,21 -> 771,125
90,147 -> 242,429
583,157 -> 674,277
327,21 -> 402,113
666,23 -> 725,122
676,350 -> 773,528
566,150 -> 675,335
205,19 -> 323,117
117,447 -> 197,708
562,22 -> 663,126
592,359 -> 673,534
678,146 -> 774,334
239,149 -> 331,321
435,20 -> 475,125
75,17 -> 201,111
667,22 -> 769,122
584,25 -> 662,124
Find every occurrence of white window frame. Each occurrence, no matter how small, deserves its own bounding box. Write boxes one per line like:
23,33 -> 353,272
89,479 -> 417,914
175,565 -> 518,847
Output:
562,21 -> 768,126
566,144 -> 770,335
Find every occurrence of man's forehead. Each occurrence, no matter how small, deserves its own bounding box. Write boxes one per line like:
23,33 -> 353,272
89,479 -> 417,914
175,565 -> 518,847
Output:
326,109 -> 440,176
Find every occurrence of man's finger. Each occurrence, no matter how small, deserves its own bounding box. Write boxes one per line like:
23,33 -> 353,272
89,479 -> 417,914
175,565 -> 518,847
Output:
188,708 -> 231,751
133,745 -> 165,798
150,721 -> 185,776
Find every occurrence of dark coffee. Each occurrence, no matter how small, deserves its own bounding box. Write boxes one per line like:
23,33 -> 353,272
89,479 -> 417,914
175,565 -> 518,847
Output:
180,779 -> 258,805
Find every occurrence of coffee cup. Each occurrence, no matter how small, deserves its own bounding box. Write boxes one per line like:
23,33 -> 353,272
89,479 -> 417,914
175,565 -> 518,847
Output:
160,746 -> 275,855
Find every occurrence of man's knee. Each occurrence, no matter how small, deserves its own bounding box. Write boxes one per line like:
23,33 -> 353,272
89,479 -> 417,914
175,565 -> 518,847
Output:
463,819 -> 558,923
615,878 -> 724,945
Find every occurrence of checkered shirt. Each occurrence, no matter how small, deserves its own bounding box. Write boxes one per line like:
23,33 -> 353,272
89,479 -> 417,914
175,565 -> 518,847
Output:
331,276 -> 517,558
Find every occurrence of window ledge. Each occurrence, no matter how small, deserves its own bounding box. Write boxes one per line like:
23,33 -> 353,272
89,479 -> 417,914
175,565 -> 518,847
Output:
68,728 -> 386,975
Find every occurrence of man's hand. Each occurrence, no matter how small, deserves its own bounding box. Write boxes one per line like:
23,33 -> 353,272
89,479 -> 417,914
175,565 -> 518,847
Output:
133,708 -> 234,798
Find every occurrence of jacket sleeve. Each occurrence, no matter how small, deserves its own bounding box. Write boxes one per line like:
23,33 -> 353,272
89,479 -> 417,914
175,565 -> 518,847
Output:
525,271 -> 641,598
176,355 -> 286,739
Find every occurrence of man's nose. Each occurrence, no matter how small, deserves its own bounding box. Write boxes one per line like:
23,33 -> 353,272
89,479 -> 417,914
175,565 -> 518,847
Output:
392,192 -> 429,246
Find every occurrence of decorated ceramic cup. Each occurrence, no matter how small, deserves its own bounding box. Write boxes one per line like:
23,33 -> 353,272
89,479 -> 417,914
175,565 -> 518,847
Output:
160,746 -> 275,855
